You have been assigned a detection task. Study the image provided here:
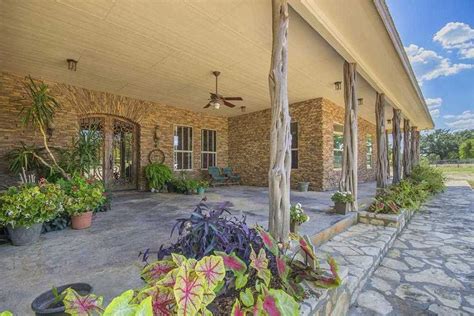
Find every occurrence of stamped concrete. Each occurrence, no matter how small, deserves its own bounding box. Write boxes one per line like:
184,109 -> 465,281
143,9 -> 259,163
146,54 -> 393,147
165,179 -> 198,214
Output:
0,183 -> 376,315
350,181 -> 474,316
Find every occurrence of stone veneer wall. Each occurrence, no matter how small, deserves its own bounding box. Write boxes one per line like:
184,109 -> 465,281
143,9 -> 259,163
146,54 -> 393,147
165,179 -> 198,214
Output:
229,98 -> 377,191
0,72 -> 228,190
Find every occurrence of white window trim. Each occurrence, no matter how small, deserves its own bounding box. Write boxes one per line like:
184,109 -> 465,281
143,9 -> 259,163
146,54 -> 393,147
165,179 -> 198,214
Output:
173,125 -> 193,171
366,134 -> 373,169
291,122 -> 298,169
201,128 -> 217,170
333,124 -> 344,170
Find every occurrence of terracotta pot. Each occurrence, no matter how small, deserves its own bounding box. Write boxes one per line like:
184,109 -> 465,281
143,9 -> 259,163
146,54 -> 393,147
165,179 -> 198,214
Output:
71,211 -> 92,230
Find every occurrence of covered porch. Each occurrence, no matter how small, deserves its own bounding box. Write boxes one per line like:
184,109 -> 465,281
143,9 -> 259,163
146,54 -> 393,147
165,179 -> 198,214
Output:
0,182 -> 376,314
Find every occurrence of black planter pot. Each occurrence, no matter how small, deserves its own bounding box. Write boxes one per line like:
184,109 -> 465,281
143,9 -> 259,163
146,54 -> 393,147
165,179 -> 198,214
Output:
31,283 -> 93,316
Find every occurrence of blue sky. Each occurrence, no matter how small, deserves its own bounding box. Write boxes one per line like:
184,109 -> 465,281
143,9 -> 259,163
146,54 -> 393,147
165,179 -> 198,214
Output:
386,0 -> 474,130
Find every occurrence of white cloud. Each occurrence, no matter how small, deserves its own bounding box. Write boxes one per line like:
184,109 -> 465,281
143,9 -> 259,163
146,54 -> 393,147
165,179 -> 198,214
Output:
433,22 -> 474,59
443,110 -> 474,130
425,97 -> 442,110
430,109 -> 440,119
404,44 -> 473,83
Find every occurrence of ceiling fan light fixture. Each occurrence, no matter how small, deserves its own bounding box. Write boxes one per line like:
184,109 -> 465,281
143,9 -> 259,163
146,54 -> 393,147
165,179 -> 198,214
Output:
211,101 -> 220,109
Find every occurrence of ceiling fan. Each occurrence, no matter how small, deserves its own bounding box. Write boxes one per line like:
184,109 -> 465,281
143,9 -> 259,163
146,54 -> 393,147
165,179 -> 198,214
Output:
204,71 -> 243,109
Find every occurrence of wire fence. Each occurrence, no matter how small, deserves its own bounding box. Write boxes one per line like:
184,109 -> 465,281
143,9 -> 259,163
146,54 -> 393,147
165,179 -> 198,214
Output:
432,159 -> 474,167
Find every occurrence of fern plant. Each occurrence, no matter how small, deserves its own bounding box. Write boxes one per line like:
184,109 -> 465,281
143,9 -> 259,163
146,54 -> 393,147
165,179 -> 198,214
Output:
144,163 -> 172,191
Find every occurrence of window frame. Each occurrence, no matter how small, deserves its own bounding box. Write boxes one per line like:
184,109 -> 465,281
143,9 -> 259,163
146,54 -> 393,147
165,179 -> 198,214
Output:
366,134 -> 373,169
290,121 -> 299,169
173,125 -> 193,171
333,123 -> 344,170
201,128 -> 217,170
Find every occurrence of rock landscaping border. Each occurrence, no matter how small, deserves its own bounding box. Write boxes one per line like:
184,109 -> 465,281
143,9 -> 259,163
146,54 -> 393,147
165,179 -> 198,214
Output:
358,209 -> 415,233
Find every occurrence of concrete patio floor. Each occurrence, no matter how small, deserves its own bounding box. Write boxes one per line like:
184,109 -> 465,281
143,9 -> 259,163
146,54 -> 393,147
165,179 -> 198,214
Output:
0,182 -> 376,314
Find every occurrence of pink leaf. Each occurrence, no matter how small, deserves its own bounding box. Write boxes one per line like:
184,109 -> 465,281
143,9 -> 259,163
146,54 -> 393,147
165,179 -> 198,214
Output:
195,255 -> 226,290
262,295 -> 280,316
256,226 -> 278,256
231,299 -> 245,316
215,251 -> 247,274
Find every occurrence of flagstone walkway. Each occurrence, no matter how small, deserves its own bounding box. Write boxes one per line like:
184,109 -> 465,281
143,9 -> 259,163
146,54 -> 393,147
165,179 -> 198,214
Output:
349,181 -> 474,316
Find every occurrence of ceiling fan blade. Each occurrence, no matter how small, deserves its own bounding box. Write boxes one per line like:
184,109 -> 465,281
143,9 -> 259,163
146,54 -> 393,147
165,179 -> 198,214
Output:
203,103 -> 211,108
224,97 -> 243,101
223,100 -> 236,108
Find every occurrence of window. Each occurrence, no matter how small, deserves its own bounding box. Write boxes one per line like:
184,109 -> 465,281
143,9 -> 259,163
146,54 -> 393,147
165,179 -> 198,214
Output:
366,134 -> 373,169
174,126 -> 193,170
291,122 -> 298,169
201,129 -> 217,169
333,124 -> 344,169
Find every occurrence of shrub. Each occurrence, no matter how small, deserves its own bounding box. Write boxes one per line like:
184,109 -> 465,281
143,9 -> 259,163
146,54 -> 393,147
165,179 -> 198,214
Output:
0,180 -> 64,228
410,164 -> 446,195
144,163 -> 172,191
57,175 -> 105,216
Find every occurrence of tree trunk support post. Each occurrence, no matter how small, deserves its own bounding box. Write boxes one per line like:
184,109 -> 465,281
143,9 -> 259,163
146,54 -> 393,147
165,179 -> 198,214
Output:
411,126 -> 418,167
339,62 -> 358,211
403,118 -> 411,178
386,130 -> 390,180
375,92 -> 388,189
268,0 -> 291,242
392,109 -> 402,184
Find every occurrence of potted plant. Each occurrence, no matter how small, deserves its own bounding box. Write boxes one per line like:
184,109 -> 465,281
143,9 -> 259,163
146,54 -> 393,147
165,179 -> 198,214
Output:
0,180 -> 64,246
290,203 -> 309,233
144,163 -> 172,192
58,175 -> 105,230
297,182 -> 310,192
197,180 -> 209,195
31,283 -> 93,315
331,191 -> 354,215
185,179 -> 199,195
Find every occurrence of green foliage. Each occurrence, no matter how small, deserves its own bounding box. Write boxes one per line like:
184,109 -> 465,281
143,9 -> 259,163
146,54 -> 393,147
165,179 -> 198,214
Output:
459,139 -> 474,159
5,143 -> 45,174
0,181 -> 64,228
21,75 -> 60,129
144,163 -> 172,190
57,175 -> 106,216
0,311 -> 13,316
290,203 -> 309,225
170,177 -> 199,194
369,165 -> 445,214
330,191 -> 354,203
421,129 -> 474,161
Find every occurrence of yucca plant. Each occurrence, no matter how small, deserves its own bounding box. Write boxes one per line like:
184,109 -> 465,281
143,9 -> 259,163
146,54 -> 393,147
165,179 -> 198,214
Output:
20,75 -> 69,179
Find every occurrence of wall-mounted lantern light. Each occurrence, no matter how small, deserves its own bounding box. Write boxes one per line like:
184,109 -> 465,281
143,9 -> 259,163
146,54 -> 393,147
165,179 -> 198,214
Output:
334,81 -> 342,91
67,59 -> 78,71
357,98 -> 363,105
240,106 -> 246,113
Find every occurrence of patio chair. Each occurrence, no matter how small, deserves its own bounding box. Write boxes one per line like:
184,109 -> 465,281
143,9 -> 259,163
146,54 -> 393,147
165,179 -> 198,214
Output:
222,167 -> 241,184
208,167 -> 227,186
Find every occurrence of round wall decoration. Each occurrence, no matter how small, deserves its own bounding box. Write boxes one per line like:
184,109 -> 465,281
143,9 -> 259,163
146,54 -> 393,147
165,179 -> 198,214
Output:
148,148 -> 165,164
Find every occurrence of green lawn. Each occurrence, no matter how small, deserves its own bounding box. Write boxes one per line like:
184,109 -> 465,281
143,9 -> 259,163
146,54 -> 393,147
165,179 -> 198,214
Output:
433,164 -> 474,188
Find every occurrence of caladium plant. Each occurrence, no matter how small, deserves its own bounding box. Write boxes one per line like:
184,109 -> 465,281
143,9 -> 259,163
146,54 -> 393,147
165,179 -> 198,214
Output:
63,288 -> 103,316
250,246 -> 271,286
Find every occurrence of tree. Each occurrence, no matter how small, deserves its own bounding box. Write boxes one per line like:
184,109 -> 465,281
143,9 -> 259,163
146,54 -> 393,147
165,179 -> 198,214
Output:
420,129 -> 474,161
459,139 -> 474,159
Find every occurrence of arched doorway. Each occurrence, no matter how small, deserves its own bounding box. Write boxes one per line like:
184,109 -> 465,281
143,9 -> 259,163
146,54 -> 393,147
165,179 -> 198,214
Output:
79,115 -> 139,191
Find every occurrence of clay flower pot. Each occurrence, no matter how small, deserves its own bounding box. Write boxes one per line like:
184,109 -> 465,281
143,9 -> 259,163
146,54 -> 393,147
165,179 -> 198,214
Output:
71,211 -> 92,230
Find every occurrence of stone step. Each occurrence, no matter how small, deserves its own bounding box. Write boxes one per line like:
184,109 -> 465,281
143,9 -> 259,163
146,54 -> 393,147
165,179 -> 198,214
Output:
300,210 -> 415,316
310,212 -> 358,247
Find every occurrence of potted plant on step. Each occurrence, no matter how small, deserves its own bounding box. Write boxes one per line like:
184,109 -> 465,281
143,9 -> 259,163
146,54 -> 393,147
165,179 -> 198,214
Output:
331,191 -> 354,215
197,180 -> 209,195
0,179 -> 64,246
58,175 -> 105,230
290,203 -> 309,233
144,163 -> 172,192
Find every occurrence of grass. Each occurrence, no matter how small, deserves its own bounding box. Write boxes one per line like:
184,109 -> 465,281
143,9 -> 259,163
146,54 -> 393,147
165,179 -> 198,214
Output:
432,164 -> 474,188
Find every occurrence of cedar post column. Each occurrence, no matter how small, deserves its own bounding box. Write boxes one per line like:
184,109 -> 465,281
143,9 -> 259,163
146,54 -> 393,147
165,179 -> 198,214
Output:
339,62 -> 358,211
411,126 -> 418,167
386,129 -> 390,180
375,93 -> 388,189
392,109 -> 402,184
403,118 -> 411,177
268,0 -> 291,242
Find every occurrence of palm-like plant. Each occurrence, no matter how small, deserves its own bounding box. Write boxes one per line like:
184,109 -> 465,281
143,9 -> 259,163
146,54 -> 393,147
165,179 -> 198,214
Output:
21,76 -> 69,179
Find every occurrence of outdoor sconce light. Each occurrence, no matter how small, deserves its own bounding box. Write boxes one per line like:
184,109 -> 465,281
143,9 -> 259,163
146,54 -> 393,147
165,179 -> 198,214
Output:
358,98 -> 364,105
240,106 -> 246,113
153,125 -> 160,148
46,121 -> 55,140
387,119 -> 392,125
334,81 -> 342,90
67,59 -> 78,71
